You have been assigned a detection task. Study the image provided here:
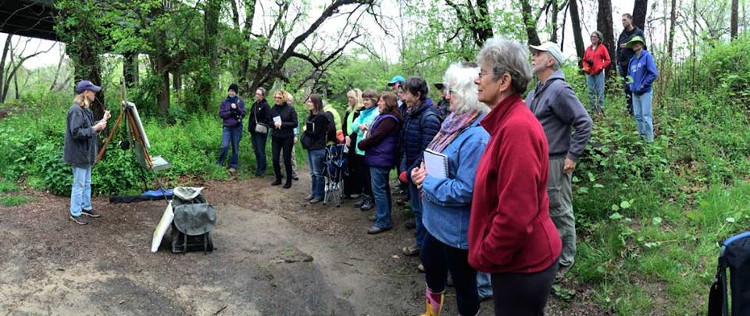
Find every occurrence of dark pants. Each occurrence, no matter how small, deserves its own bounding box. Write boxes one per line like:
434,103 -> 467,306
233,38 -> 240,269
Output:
410,183 -> 425,247
359,156 -> 373,197
490,258 -> 559,316
618,62 -> 634,115
217,125 -> 243,169
346,153 -> 364,196
251,132 -> 268,175
272,136 -> 293,182
420,232 -> 479,316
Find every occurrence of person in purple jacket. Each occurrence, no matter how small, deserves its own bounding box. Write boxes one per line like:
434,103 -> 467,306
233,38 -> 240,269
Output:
217,83 -> 246,172
626,36 -> 658,142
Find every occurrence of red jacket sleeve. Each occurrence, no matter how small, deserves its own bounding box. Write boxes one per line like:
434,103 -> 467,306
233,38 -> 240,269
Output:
601,45 -> 611,69
476,120 -> 545,267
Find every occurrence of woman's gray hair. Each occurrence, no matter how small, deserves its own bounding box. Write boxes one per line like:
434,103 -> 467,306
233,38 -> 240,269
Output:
476,37 -> 532,94
443,62 -> 489,114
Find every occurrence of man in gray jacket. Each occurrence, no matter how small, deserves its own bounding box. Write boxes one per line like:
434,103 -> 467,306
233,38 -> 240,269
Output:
63,80 -> 110,225
526,42 -> 593,281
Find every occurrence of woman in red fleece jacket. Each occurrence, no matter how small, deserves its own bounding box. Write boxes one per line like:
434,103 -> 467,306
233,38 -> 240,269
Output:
582,30 -> 611,115
470,37 -> 562,316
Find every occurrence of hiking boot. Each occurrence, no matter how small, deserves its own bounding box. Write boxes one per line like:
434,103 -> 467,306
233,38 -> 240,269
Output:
69,214 -> 88,225
271,178 -> 282,186
81,209 -> 101,218
402,245 -> 420,256
283,181 -> 292,189
360,200 -> 374,211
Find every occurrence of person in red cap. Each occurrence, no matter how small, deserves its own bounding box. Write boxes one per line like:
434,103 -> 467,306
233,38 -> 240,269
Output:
64,80 -> 110,225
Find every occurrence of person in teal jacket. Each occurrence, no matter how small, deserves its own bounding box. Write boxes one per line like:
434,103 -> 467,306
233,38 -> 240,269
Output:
626,36 -> 658,142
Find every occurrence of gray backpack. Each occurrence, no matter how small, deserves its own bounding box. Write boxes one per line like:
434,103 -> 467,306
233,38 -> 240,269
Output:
170,187 -> 216,253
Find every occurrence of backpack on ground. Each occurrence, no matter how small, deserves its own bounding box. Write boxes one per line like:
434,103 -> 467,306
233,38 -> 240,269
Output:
708,231 -> 750,316
169,187 -> 216,254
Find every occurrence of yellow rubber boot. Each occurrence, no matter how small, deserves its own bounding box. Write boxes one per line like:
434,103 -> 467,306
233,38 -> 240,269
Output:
419,286 -> 444,316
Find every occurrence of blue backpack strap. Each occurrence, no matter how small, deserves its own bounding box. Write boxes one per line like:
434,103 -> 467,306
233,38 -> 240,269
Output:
722,231 -> 750,247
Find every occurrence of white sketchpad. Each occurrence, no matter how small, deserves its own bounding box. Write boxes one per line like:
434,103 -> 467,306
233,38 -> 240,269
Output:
151,201 -> 174,252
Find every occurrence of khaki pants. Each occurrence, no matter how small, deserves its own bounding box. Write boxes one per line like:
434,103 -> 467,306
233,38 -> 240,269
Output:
548,157 -> 575,267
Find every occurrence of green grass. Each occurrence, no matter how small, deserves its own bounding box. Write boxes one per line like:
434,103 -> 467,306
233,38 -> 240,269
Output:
1,195 -> 30,207
0,178 -> 19,193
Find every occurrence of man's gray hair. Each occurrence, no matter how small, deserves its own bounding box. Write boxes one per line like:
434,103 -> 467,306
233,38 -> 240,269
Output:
476,37 -> 532,94
551,56 -> 561,71
443,62 -> 489,114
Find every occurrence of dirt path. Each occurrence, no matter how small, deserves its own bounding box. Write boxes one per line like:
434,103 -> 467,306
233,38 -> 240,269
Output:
0,174 -> 601,315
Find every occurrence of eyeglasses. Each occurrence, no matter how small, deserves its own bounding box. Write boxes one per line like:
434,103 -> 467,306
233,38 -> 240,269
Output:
478,71 -> 493,78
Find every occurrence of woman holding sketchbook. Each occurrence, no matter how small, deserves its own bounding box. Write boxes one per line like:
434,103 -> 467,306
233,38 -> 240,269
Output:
410,62 -> 490,316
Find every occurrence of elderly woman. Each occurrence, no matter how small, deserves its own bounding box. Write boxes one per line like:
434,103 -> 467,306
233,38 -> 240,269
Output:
468,37 -> 562,315
582,31 -> 611,115
64,80 -> 110,225
270,90 -> 299,189
410,63 -> 490,316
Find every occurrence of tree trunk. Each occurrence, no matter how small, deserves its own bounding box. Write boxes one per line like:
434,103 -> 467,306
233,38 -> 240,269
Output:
667,0 -> 677,58
194,0 -> 221,111
521,0 -> 542,45
0,34 -> 11,103
550,0 -> 558,43
632,0 -> 648,31
239,0 -> 257,93
123,52 -> 138,88
172,70 -> 181,91
731,0 -> 738,39
569,0 -> 586,64
158,70 -> 169,115
597,0 -> 616,77
69,42 -> 104,120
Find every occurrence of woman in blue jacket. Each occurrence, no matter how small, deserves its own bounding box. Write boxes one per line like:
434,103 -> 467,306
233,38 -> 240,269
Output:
411,63 -> 490,316
626,36 -> 658,142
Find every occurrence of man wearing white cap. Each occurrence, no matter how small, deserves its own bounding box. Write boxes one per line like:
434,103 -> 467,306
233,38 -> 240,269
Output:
525,42 -> 593,281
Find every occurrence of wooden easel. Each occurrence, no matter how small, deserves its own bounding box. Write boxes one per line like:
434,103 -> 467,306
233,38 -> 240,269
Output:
96,80 -> 153,169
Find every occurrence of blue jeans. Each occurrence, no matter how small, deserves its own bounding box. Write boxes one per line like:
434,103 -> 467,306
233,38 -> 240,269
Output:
70,166 -> 92,216
307,148 -> 326,199
632,91 -> 654,142
369,167 -> 392,229
251,132 -> 268,175
618,63 -> 634,115
586,72 -> 605,114
477,272 -> 493,300
218,125 -> 243,169
420,232 -> 479,316
410,183 -> 425,248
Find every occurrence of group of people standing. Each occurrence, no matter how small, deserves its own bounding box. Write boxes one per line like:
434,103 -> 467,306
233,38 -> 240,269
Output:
584,13 -> 658,142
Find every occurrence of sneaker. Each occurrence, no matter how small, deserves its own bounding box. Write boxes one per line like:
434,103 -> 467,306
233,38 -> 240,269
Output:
402,245 -> 420,256
350,194 -> 361,199
353,199 -> 366,208
305,194 -> 313,200
228,168 -> 236,173
367,226 -> 391,234
360,200 -> 374,211
271,178 -> 282,186
69,214 -> 88,225
292,175 -> 299,181
417,263 -> 425,272
309,198 -> 322,204
81,209 -> 101,218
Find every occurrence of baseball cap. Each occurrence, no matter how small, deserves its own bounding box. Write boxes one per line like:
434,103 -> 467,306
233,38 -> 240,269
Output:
529,42 -> 564,65
75,80 -> 102,94
387,75 -> 405,86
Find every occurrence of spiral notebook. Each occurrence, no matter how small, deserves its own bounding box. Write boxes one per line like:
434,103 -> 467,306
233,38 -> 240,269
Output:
424,148 -> 449,179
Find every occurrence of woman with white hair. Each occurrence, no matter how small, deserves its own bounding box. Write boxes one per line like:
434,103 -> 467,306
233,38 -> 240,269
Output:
410,62 -> 490,316
468,37 -> 561,315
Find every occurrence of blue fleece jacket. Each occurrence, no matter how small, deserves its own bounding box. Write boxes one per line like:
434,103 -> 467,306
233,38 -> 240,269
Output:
628,50 -> 658,95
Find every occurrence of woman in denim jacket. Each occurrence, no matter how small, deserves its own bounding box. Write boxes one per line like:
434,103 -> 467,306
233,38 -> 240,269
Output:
411,63 -> 490,316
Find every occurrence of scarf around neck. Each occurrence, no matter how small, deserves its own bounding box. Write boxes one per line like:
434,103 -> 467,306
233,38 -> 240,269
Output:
427,109 -> 481,152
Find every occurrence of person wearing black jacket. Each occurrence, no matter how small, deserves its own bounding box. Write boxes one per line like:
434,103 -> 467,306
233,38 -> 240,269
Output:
301,94 -> 331,204
248,88 -> 272,176
617,13 -> 645,116
270,90 -> 299,189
